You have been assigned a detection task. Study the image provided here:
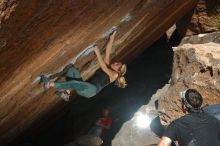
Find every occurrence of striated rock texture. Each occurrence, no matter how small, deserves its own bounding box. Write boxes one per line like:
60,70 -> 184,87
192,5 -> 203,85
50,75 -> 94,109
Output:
171,0 -> 220,38
0,0 -> 198,145
159,39 -> 220,125
185,0 -> 220,35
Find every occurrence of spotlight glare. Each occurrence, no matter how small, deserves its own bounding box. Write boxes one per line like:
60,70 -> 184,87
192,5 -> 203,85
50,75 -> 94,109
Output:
136,112 -> 151,128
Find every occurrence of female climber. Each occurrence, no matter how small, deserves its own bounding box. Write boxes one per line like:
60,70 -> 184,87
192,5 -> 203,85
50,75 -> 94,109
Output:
40,30 -> 127,101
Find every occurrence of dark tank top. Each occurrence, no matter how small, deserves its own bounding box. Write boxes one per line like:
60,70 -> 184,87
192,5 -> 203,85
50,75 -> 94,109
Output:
88,69 -> 111,93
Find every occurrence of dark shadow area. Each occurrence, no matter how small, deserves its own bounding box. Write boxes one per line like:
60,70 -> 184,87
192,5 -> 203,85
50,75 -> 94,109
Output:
169,29 -> 184,47
205,0 -> 220,15
15,34 -> 173,146
150,116 -> 165,138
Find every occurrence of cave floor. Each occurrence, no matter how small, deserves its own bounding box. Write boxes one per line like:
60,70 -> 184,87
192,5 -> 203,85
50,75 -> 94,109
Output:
19,37 -> 173,146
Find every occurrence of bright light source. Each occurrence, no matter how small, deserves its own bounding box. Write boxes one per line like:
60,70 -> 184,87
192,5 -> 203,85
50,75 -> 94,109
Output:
135,112 -> 151,129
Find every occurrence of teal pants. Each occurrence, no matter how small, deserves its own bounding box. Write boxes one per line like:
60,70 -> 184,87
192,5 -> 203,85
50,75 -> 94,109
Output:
54,65 -> 97,98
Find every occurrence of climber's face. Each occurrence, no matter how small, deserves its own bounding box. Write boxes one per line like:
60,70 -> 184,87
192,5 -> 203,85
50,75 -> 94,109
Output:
111,62 -> 122,72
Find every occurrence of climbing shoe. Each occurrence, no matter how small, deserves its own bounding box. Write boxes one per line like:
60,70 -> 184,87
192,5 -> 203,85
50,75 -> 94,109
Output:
55,91 -> 70,102
39,75 -> 50,90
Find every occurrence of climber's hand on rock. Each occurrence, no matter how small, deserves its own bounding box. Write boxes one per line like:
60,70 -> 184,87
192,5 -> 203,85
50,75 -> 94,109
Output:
110,30 -> 117,40
94,45 -> 99,53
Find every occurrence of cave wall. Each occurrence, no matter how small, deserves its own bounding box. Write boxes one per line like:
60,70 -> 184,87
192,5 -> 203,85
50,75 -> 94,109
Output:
0,0 -> 198,145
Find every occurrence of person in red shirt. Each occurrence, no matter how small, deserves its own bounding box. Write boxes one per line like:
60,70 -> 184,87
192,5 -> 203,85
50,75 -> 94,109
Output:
89,107 -> 112,137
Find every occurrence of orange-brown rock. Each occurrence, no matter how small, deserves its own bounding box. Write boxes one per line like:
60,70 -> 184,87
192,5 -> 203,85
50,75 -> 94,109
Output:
0,0 -> 198,145
184,0 -> 220,35
159,34 -> 220,125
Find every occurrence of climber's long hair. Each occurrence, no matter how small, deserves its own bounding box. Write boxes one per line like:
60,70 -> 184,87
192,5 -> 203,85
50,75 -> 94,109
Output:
116,64 -> 127,88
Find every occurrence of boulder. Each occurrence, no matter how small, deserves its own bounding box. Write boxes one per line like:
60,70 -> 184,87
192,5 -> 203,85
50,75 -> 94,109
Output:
0,0 -> 199,145
160,34 -> 220,125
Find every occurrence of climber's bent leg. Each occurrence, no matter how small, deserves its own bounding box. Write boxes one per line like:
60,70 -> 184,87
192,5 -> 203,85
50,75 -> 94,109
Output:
49,64 -> 81,79
65,65 -> 81,79
54,80 -> 97,98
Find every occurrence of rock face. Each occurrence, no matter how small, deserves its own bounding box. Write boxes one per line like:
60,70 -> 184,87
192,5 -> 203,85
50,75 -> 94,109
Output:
172,0 -> 220,37
0,0 -> 199,145
159,34 -> 220,125
185,0 -> 220,35
180,32 -> 220,45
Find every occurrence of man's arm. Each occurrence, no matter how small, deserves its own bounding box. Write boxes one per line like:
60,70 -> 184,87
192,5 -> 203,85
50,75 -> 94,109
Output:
158,137 -> 172,146
158,121 -> 177,146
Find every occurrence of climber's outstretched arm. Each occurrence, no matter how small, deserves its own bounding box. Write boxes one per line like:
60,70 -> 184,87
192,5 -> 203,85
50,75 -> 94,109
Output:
94,46 -> 117,79
104,30 -> 116,65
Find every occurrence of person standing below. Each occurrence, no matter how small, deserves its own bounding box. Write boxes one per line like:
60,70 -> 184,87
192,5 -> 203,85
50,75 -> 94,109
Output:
158,89 -> 220,146
88,107 -> 112,137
